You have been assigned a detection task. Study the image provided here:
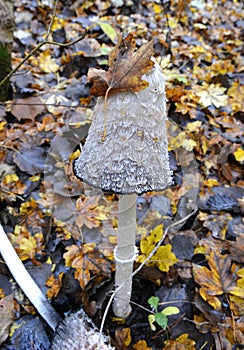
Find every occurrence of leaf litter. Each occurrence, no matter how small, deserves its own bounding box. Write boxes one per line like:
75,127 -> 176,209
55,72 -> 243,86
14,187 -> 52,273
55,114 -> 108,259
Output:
0,0 -> 244,349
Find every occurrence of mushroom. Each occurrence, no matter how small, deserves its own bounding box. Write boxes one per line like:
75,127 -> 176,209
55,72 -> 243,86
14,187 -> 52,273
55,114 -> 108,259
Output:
51,308 -> 115,350
74,58 -> 171,318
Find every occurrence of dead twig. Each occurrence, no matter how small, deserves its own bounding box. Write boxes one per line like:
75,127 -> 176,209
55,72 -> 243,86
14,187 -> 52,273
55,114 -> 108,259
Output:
0,30 -> 89,89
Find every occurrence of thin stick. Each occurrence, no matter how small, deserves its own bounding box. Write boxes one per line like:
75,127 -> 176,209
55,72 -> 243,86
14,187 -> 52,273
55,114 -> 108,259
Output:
0,224 -> 61,330
45,0 -> 59,41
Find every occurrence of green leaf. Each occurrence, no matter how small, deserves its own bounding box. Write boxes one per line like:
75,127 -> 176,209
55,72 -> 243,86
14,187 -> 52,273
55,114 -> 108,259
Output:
148,296 -> 159,311
155,312 -> 168,330
98,21 -> 117,43
162,306 -> 180,316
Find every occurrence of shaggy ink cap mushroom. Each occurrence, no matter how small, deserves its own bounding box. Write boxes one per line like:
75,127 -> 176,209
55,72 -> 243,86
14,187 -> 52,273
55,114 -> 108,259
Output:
74,60 -> 172,194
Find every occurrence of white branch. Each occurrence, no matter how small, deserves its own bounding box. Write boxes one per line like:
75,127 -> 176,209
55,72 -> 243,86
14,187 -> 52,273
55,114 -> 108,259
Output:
0,224 -> 60,330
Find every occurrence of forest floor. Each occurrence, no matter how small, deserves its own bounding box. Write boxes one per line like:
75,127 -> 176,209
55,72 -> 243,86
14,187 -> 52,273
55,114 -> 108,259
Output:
0,0 -> 244,349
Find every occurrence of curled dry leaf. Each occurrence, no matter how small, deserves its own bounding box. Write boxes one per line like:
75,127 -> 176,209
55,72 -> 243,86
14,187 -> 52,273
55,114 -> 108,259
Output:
87,33 -> 154,97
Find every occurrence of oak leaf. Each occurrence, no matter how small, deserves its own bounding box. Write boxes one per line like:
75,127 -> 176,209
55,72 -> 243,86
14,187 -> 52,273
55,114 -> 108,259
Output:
88,33 -> 154,97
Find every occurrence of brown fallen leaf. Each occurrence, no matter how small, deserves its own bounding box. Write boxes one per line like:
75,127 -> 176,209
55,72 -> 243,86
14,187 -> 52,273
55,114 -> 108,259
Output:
193,249 -> 244,310
63,244 -> 111,289
132,340 -> 152,350
75,196 -> 108,229
0,293 -> 15,346
88,33 -> 154,97
115,328 -> 131,349
11,97 -> 45,121
163,333 -> 196,350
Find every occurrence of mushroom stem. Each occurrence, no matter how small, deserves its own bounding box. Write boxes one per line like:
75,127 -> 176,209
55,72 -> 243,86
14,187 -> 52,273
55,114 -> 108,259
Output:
0,224 -> 61,331
113,193 -> 137,318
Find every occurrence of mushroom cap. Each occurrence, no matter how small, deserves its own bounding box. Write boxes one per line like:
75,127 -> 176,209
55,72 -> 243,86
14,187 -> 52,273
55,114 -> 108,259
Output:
51,309 -> 114,350
74,62 -> 172,194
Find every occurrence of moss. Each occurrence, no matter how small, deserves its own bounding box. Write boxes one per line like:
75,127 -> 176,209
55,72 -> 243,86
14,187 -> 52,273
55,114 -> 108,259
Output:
0,44 -> 11,101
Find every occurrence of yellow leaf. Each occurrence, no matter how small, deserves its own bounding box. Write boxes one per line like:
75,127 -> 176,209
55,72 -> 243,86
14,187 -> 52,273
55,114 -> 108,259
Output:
148,314 -> 156,331
185,121 -> 202,132
169,131 -> 196,151
153,3 -> 162,14
228,82 -> 244,113
39,51 -> 59,73
17,236 -> 37,260
139,224 -> 163,255
199,288 -> 222,310
155,245 -> 178,272
51,17 -> 65,31
190,45 -> 206,54
4,173 -> 19,184
203,179 -> 219,187
237,268 -> 244,290
181,138 -> 197,151
133,340 -> 152,350
138,225 -> 178,272
29,175 -> 41,182
0,121 -> 6,131
164,333 -> 196,349
229,286 -> 244,298
98,20 -> 117,43
193,249 -> 244,309
194,246 -> 207,255
234,148 -> 244,163
162,306 -> 180,316
46,272 -> 63,299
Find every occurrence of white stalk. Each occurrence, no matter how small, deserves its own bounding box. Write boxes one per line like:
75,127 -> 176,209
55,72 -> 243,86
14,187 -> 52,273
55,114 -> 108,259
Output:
0,224 -> 60,330
113,193 -> 137,318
